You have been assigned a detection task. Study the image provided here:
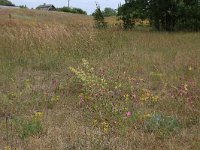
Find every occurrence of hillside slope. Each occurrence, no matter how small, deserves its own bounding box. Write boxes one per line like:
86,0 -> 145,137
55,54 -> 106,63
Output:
0,8 -> 93,26
0,9 -> 200,150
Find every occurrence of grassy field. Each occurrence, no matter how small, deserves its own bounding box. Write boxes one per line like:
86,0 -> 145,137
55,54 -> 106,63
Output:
0,9 -> 200,150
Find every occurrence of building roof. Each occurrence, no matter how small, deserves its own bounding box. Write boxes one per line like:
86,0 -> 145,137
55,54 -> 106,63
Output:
36,4 -> 56,10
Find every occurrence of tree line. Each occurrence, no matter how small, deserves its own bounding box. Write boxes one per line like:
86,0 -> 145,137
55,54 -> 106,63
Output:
57,7 -> 87,15
118,0 -> 200,31
0,0 -> 15,6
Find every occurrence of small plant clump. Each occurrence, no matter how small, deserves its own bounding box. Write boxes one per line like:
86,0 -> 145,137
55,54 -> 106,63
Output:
93,4 -> 107,29
144,113 -> 181,137
12,112 -> 43,139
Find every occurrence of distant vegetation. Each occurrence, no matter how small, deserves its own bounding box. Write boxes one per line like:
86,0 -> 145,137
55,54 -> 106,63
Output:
118,0 -> 200,31
93,4 -> 107,28
92,7 -> 117,17
0,0 -> 27,8
102,8 -> 117,17
19,5 -> 28,9
57,7 -> 87,15
0,0 -> 15,6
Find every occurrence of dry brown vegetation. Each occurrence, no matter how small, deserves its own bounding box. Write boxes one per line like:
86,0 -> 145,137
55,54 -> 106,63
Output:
0,9 -> 200,150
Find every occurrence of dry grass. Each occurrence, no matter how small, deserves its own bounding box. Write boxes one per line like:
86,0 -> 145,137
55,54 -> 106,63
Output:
0,8 -> 200,150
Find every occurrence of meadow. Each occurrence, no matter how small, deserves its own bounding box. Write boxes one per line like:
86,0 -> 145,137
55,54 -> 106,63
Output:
0,9 -> 200,150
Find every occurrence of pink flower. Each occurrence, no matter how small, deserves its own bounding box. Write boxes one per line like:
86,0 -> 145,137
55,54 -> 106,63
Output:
52,79 -> 57,86
79,96 -> 84,105
126,111 -> 132,117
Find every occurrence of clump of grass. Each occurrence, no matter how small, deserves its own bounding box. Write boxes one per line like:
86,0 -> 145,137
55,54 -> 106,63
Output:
12,112 -> 43,140
144,113 -> 181,137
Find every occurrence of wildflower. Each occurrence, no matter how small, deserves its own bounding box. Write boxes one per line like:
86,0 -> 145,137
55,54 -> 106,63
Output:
102,121 -> 109,133
93,119 -> 98,125
33,112 -> 43,121
152,95 -> 159,102
143,113 -> 152,119
51,95 -> 60,102
184,84 -> 188,91
35,112 -> 43,117
24,79 -> 31,89
55,96 -> 60,101
79,96 -> 84,105
82,58 -> 90,69
123,107 -> 128,111
128,77 -> 134,81
10,92 -> 17,98
140,89 -> 158,102
114,82 -> 122,89
124,94 -> 129,100
52,79 -> 57,86
126,111 -> 132,117
188,66 -> 192,71
139,78 -> 144,82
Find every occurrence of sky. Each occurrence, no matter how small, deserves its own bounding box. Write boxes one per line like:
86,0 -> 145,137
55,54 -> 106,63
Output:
10,0 -> 124,14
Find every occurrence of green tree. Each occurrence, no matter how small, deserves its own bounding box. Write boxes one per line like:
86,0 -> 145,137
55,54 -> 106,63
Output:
118,0 -> 200,31
102,7 -> 117,17
57,7 -> 87,15
93,4 -> 107,28
19,5 -> 28,9
149,0 -> 177,31
118,0 -> 148,29
0,0 -> 15,6
72,8 -> 87,15
176,0 -> 200,31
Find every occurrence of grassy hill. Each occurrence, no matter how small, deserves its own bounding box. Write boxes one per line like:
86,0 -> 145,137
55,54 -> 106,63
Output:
0,9 -> 200,150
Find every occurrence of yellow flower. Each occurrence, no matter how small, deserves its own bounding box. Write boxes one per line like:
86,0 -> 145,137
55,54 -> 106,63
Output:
123,107 -> 128,111
188,66 -> 192,71
51,95 -> 60,102
140,91 -> 151,101
124,94 -> 129,99
152,95 -> 159,102
143,113 -> 152,118
33,112 -> 43,120
102,122 -> 109,133
35,112 -> 43,117
55,96 -> 60,101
